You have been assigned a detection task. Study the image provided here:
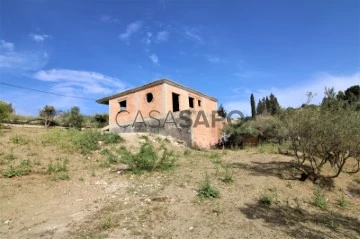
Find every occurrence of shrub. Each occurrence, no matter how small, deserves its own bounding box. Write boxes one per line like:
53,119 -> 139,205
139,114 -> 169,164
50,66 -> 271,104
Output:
118,142 -> 177,173
197,174 -> 220,198
221,165 -> 234,184
337,194 -> 349,209
3,160 -> 32,178
258,188 -> 278,206
101,132 -> 124,144
313,187 -> 328,210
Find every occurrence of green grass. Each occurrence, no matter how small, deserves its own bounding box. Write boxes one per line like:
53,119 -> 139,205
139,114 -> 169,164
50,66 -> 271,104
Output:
47,158 -> 68,174
183,148 -> 192,156
3,160 -> 32,178
221,165 -> 234,184
337,194 -> 349,209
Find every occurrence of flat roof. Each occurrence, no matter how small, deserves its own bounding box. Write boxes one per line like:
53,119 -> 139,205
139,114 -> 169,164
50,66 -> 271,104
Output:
96,78 -> 218,105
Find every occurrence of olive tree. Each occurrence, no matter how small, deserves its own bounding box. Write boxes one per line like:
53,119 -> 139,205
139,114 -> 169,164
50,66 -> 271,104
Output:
285,106 -> 360,181
39,105 -> 57,128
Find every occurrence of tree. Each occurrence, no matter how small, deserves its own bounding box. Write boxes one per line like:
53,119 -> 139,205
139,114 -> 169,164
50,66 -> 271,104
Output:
256,99 -> 264,115
40,105 -> 57,128
284,106 -> 360,181
268,93 -> 280,115
0,101 -> 13,123
93,113 -> 109,128
66,106 -> 84,129
217,104 -> 227,118
250,94 -> 256,119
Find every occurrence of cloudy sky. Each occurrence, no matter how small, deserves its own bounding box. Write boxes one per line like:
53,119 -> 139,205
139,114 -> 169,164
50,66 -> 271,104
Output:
0,0 -> 359,116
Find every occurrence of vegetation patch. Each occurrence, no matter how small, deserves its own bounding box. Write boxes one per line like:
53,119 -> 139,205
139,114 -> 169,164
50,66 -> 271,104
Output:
197,174 -> 220,199
258,188 -> 278,206
3,160 -> 32,178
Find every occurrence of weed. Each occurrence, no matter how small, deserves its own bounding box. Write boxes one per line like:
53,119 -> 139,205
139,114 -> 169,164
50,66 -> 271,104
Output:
3,160 -> 32,178
337,194 -> 349,209
259,188 -> 278,206
4,150 -> 15,161
313,187 -> 328,210
100,215 -> 118,230
257,143 -> 279,154
197,174 -> 220,199
221,165 -> 234,184
10,134 -> 30,145
209,152 -> 222,164
101,132 -> 124,144
47,158 -> 68,174
118,143 -> 177,173
183,149 -> 192,156
58,172 -> 70,180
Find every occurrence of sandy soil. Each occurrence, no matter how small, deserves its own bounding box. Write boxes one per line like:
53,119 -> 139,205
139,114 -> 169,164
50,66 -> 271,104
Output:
0,127 -> 359,239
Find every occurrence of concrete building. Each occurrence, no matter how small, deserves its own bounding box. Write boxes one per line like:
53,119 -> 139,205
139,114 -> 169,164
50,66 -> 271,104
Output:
96,79 -> 224,148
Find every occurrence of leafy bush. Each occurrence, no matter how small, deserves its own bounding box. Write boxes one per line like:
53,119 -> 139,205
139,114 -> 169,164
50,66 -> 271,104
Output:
118,142 -> 178,173
3,160 -> 32,178
251,115 -> 289,143
197,174 -> 220,199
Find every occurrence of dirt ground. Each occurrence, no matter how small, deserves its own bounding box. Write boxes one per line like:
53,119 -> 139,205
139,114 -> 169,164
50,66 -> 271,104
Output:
0,127 -> 359,239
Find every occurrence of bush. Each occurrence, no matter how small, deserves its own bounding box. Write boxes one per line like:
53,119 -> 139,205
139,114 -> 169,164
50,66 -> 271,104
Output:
313,187 -> 328,209
3,160 -> 32,178
118,142 -> 177,173
258,188 -> 278,206
197,174 -> 220,199
101,132 -> 124,144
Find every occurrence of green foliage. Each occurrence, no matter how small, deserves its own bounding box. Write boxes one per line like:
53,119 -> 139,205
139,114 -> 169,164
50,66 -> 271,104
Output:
285,104 -> 360,179
256,94 -> 281,115
217,103 -> 227,118
3,160 -> 32,178
10,134 -> 30,145
58,172 -> 70,180
221,165 -> 234,184
259,188 -> 278,206
313,187 -> 328,210
251,115 -> 288,143
39,105 -> 57,127
118,142 -> 178,173
183,148 -> 192,156
197,174 -> 220,199
93,113 -> 109,128
102,132 -> 124,144
0,101 -> 13,123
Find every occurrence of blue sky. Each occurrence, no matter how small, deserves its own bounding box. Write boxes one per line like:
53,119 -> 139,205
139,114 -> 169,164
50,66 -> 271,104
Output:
0,0 -> 359,116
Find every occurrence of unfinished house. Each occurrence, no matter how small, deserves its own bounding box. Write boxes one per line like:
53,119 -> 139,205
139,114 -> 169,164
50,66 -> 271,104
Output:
96,79 -> 224,148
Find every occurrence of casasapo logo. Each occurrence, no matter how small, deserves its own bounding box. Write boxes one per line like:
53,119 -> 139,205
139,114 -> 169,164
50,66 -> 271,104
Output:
115,110 -> 244,129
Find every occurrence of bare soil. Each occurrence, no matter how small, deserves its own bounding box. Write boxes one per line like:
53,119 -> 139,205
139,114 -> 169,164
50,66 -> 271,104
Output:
0,127 -> 359,239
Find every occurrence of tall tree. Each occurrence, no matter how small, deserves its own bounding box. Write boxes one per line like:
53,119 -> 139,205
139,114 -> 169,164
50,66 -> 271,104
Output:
217,104 -> 227,118
250,94 -> 256,119
265,96 -> 271,114
269,93 -> 281,115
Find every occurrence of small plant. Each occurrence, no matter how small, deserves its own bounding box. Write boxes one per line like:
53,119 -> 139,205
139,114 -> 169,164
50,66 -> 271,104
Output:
10,134 -> 30,145
47,158 -> 68,174
183,149 -> 192,156
58,172 -> 70,180
259,188 -> 278,206
3,160 -> 32,178
209,152 -> 222,164
100,215 -> 118,230
221,165 -> 234,184
197,174 -> 220,199
4,150 -> 15,161
337,194 -> 349,209
313,187 -> 328,210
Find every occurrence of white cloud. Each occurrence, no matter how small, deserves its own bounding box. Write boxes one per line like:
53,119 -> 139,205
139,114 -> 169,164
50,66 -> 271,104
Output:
156,31 -> 169,42
29,33 -> 49,43
184,28 -> 203,44
119,21 -> 143,42
100,15 -> 119,23
0,51 -> 48,71
149,54 -> 159,65
224,72 -> 360,116
0,40 -> 14,51
33,69 -> 127,95
206,55 -> 222,64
